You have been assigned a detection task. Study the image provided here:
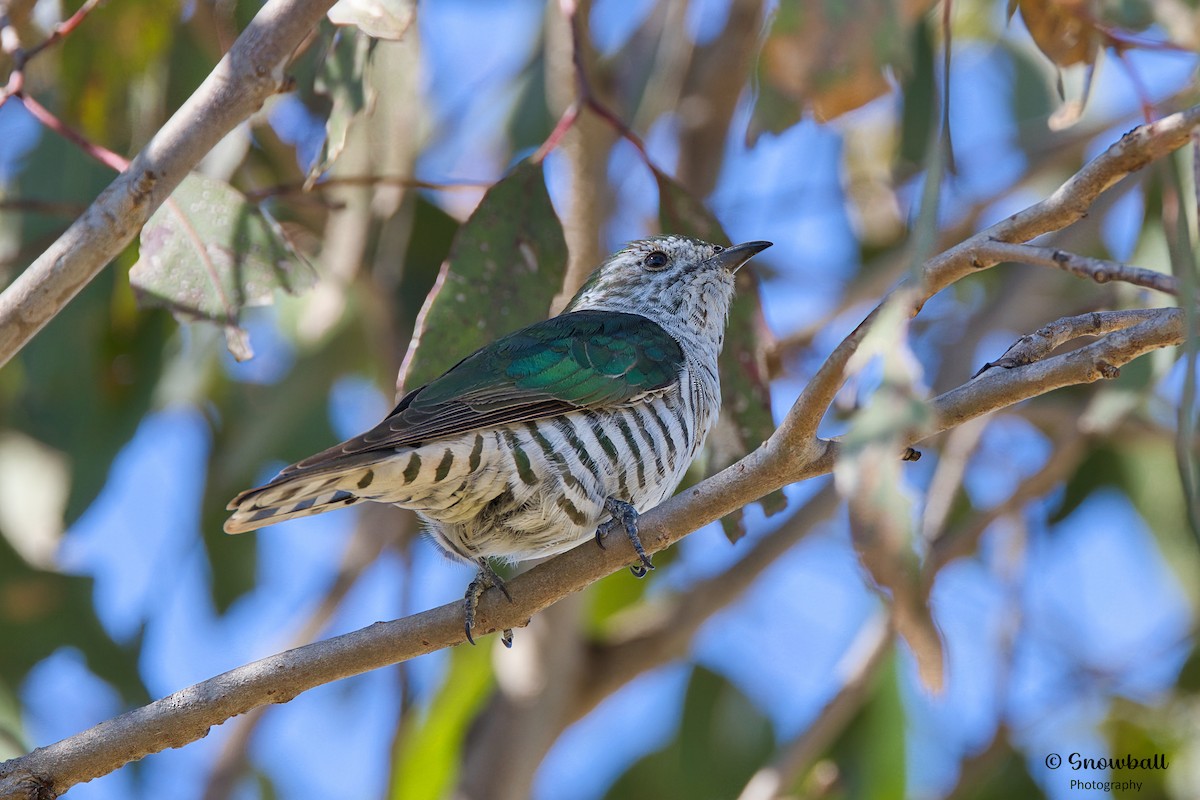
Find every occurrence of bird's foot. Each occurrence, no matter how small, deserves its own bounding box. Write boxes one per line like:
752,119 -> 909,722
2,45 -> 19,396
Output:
595,497 -> 655,577
464,558 -> 514,647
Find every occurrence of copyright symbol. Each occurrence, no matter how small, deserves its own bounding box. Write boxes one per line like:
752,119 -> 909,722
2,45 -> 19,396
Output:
1045,753 -> 1062,769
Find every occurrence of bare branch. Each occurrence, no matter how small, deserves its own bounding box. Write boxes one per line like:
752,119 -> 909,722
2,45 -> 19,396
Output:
928,308 -> 1183,435
973,308 -> 1170,376
0,0 -> 341,367
779,106 -> 1200,445
974,240 -> 1182,296
925,105 -> 1200,296
243,174 -> 492,202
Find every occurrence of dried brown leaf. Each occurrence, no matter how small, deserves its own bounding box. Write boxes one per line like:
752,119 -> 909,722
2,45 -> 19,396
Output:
1018,0 -> 1101,68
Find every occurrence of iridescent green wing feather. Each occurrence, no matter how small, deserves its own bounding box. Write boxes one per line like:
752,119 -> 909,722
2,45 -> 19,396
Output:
282,311 -> 683,474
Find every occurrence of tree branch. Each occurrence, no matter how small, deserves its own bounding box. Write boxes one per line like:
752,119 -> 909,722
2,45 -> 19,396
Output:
0,297 -> 1183,798
0,0 -> 340,367
783,106 -> 1200,440
972,308 -> 1171,376
928,308 -> 1183,436
925,105 -> 1200,295
973,240 -> 1182,297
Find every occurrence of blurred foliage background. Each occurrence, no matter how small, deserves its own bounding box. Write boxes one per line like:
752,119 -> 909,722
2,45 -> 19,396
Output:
2,0 -> 1200,798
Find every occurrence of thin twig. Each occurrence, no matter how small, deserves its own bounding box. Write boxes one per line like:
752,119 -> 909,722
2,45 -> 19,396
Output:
18,94 -> 130,172
244,174 -> 492,202
530,103 -> 578,165
2,0 -> 105,102
534,0 -> 653,168
975,239 -> 1181,296
972,308 -> 1170,377
22,0 -> 104,60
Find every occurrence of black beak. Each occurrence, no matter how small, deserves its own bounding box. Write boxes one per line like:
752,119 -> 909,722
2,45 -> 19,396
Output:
713,240 -> 772,273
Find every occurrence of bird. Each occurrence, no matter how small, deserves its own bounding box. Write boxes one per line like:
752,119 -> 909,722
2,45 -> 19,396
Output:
225,235 -> 772,642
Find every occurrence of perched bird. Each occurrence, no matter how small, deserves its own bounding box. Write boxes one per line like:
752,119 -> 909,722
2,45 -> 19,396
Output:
225,236 -> 771,641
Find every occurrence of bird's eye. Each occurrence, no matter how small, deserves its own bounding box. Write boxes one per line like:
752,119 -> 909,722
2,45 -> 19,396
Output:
643,251 -> 669,270
711,245 -> 724,253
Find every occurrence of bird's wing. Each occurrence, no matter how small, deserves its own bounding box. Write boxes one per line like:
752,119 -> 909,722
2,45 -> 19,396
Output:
279,310 -> 684,475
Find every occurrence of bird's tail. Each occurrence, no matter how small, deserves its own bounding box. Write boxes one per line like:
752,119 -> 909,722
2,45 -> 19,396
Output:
224,461 -> 377,534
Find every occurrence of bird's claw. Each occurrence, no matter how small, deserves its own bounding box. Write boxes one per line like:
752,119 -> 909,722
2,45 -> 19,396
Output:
463,558 -> 513,646
597,497 -> 655,577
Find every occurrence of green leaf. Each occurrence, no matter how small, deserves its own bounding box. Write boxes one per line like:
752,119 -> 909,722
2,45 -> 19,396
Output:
0,678 -> 25,760
5,260 -> 168,525
200,322 -> 365,609
1104,704 -> 1175,800
0,535 -> 148,705
507,50 -> 551,155
943,741 -> 1040,800
131,173 -> 316,360
656,170 -> 784,540
835,296 -> 942,691
604,666 -> 775,800
1049,445 -> 1124,524
310,28 -> 375,179
897,18 -> 937,177
398,159 -> 568,392
388,646 -> 493,799
814,651 -> 906,800
1002,42 -> 1056,138
393,197 -> 460,332
1175,641 -> 1200,694
584,546 -> 681,634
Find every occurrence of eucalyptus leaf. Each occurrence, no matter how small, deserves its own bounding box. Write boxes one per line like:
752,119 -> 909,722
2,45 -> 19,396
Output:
821,652 -> 907,800
398,160 -> 568,393
130,173 -> 316,361
309,28 -> 375,180
835,295 -> 942,692
0,536 -> 148,705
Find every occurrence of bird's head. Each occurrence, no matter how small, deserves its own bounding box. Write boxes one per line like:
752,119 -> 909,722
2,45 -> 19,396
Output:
564,236 -> 772,329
